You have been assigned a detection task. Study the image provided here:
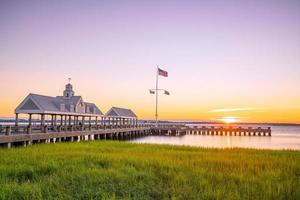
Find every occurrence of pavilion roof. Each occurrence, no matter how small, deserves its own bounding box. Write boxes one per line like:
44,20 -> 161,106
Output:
105,107 -> 137,118
15,93 -> 103,116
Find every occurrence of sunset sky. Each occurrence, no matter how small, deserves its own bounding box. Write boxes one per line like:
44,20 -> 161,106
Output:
1,0 -> 300,123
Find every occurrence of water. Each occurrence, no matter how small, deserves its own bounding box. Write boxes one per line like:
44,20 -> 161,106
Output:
130,124 -> 300,150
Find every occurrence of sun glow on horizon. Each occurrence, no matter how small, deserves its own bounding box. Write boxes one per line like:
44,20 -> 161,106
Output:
220,116 -> 240,124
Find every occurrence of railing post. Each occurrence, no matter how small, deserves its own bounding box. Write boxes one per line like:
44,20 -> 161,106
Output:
27,126 -> 32,134
44,125 -> 48,133
5,126 -> 11,135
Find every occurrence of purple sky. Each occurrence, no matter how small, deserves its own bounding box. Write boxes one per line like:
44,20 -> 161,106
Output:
0,0 -> 300,122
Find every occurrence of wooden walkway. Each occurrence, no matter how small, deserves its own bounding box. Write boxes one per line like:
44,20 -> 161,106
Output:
0,124 -> 152,148
0,124 -> 271,148
153,125 -> 272,137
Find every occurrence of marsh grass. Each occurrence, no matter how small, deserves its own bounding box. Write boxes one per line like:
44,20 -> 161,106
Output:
0,141 -> 299,200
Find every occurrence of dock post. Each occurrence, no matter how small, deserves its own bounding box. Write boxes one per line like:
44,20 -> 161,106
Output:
43,125 -> 48,133
5,126 -> 11,136
6,143 -> 11,148
4,125 -> 12,147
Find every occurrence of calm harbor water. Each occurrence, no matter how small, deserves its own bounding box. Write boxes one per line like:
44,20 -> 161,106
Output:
130,124 -> 300,150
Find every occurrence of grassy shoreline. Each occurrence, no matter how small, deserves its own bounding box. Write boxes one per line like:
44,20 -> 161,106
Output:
0,141 -> 299,200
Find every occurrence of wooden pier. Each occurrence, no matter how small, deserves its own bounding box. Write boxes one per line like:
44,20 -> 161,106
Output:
0,124 -> 152,148
0,124 -> 271,148
152,125 -> 272,137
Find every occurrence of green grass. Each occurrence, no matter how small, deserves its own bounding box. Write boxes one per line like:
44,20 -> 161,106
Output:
0,141 -> 299,200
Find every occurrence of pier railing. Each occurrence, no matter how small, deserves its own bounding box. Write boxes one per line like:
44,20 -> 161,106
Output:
0,123 -> 272,148
0,124 -> 153,136
0,123 -> 271,137
153,124 -> 271,136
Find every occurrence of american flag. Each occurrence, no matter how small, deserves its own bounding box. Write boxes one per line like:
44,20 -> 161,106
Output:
158,68 -> 168,77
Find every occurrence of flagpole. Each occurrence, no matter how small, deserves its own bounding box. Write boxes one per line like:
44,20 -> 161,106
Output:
155,66 -> 158,127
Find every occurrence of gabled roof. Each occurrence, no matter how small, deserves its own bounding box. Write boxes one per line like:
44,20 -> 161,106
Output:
85,102 -> 103,115
105,107 -> 137,118
16,94 -> 59,113
15,93 -> 103,116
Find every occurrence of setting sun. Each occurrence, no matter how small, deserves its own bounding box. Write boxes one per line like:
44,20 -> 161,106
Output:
221,116 -> 240,124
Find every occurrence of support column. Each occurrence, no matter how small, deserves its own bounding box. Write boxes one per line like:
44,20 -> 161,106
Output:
28,114 -> 32,126
82,116 -> 85,125
54,115 -> 57,126
27,114 -> 32,134
95,116 -> 98,126
41,114 -> 45,126
64,115 -> 68,131
15,113 -> 19,126
74,116 -> 77,125
60,115 -> 63,125
51,115 -> 54,126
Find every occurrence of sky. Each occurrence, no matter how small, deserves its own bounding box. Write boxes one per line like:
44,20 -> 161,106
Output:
0,0 -> 300,123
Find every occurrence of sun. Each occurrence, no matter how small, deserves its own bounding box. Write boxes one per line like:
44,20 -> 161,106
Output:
221,116 -> 240,124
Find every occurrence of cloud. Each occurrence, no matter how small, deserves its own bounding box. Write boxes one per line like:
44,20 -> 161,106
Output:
210,107 -> 260,113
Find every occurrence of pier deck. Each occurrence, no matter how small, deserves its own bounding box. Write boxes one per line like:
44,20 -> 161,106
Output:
0,124 -> 271,148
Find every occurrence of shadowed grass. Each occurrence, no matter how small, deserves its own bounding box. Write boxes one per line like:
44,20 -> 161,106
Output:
0,141 -> 299,200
